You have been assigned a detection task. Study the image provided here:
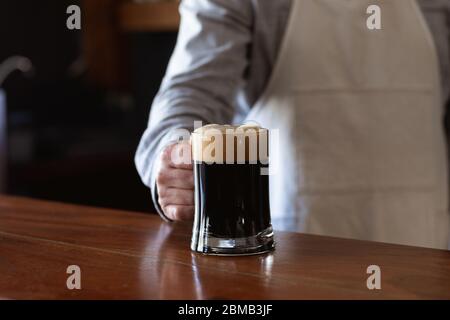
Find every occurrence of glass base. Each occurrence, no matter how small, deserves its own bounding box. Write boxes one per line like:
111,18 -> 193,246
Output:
191,226 -> 275,256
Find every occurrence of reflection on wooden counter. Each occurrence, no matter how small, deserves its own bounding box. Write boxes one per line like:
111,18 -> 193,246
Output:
0,195 -> 449,299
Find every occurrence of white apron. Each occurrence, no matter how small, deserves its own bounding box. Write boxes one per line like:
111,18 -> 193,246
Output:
246,0 -> 450,249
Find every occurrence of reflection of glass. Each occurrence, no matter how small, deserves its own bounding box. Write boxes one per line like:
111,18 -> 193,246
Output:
260,254 -> 274,278
138,223 -> 206,299
190,127 -> 275,255
138,222 -> 276,299
189,253 -> 206,299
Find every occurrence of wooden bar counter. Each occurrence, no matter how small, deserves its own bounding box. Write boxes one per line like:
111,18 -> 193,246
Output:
0,195 -> 449,300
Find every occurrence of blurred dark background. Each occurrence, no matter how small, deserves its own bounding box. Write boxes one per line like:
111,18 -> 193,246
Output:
0,0 -> 179,213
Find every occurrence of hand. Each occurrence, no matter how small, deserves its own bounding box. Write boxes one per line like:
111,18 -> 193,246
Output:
156,142 -> 194,221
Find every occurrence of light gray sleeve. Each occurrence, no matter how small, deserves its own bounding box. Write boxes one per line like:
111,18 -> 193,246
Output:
135,0 -> 253,219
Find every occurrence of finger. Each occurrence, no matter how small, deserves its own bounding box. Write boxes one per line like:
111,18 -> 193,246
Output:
157,168 -> 194,189
164,205 -> 194,221
162,142 -> 192,170
158,188 -> 194,207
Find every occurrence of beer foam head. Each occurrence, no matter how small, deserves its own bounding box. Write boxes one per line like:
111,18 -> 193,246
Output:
191,124 -> 269,164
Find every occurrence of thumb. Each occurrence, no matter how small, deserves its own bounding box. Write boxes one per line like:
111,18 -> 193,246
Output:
167,141 -> 193,169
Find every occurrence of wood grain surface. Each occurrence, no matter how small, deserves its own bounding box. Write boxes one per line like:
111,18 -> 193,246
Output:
0,195 -> 449,299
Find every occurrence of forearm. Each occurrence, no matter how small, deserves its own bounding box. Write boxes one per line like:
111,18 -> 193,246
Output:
135,0 -> 253,217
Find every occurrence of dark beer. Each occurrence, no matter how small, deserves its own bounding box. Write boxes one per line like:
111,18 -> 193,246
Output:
190,124 -> 274,255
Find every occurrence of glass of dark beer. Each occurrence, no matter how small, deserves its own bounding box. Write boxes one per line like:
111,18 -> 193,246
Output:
190,124 -> 275,255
